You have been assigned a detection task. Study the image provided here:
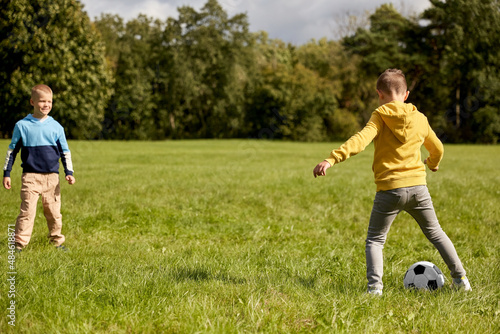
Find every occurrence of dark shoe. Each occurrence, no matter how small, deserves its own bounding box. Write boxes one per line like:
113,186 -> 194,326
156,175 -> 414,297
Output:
15,248 -> 22,253
56,245 -> 68,252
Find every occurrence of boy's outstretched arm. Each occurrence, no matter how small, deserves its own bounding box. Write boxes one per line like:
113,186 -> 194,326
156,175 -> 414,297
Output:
313,161 -> 331,178
3,177 -> 11,189
313,112 -> 382,179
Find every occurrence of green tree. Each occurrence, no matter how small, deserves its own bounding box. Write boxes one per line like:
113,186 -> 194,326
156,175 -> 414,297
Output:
157,0 -> 255,139
296,38 -> 368,137
343,4 -> 411,74
96,15 -> 162,139
245,34 -> 346,142
94,0 -> 255,140
340,4 -> 426,123
93,14 -> 126,74
421,0 -> 500,143
0,0 -> 113,139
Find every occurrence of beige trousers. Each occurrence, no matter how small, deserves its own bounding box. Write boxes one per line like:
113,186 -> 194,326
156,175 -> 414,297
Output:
15,173 -> 65,248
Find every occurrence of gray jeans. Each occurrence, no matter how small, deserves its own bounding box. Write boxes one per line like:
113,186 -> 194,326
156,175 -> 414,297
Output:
366,185 -> 466,290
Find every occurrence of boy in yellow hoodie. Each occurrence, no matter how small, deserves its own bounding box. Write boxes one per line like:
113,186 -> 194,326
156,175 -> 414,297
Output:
313,69 -> 471,295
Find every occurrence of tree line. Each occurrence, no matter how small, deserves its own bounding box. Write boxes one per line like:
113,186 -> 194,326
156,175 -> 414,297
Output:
1,0 -> 499,143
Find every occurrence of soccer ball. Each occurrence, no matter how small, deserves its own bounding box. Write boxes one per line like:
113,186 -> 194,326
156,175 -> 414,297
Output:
403,261 -> 445,291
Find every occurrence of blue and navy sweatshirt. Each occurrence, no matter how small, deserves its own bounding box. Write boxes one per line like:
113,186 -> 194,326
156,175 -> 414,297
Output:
3,114 -> 74,177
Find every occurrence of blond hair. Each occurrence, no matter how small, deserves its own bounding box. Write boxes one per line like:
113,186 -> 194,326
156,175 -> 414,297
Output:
376,69 -> 407,95
31,84 -> 53,100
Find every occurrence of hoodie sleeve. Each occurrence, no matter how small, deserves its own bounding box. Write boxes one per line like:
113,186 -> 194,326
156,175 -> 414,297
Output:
325,112 -> 384,166
56,126 -> 74,176
3,124 -> 23,177
423,123 -> 444,170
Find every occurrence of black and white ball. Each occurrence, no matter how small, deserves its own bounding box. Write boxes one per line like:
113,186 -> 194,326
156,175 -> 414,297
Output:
403,261 -> 445,291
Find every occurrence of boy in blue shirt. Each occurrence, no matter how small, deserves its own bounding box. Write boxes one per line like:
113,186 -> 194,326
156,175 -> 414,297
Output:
3,84 -> 75,251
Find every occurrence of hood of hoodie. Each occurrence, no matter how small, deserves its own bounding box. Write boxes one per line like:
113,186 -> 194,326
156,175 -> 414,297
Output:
375,101 -> 419,143
26,114 -> 54,124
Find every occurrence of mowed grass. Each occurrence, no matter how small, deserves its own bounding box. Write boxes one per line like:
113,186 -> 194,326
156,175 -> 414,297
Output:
1,139 -> 499,333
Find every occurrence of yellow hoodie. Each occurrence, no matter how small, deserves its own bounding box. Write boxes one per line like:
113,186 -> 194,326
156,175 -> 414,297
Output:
325,101 -> 444,191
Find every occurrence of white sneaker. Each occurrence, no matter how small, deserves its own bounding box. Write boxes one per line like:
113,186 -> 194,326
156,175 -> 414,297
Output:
367,288 -> 383,296
452,276 -> 472,291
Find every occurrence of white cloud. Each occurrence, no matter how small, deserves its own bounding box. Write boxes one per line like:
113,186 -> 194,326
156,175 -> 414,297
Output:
128,1 -> 177,20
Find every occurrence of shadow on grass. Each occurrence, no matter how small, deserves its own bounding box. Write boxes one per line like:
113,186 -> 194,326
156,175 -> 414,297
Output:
295,274 -> 317,288
172,266 -> 247,285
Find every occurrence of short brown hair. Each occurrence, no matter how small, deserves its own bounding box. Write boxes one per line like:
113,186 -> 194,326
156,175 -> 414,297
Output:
376,69 -> 407,95
31,84 -> 53,100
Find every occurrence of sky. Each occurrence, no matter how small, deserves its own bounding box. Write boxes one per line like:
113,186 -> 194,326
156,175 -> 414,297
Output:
79,0 -> 431,45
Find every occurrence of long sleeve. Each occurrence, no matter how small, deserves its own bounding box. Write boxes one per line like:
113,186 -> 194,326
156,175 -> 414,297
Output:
423,123 -> 444,170
325,112 -> 383,166
56,127 -> 74,176
3,125 -> 22,177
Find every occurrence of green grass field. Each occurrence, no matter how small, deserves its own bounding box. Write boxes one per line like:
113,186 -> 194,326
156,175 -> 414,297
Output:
1,139 -> 499,333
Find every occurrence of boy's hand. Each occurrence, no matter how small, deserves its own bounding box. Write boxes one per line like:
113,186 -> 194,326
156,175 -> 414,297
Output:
3,177 -> 11,189
424,159 -> 439,172
66,175 -> 76,185
313,161 -> 332,178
